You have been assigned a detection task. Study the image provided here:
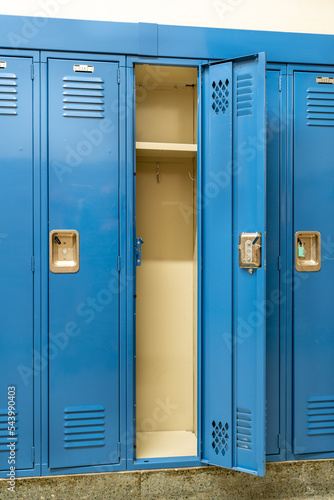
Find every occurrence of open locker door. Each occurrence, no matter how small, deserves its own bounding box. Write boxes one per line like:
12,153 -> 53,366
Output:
202,53 -> 266,476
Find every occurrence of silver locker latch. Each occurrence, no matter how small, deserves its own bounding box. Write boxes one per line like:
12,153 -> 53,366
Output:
238,232 -> 262,274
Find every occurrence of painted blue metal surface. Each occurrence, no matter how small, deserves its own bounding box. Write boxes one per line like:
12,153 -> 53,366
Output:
125,63 -> 136,471
202,60 -> 233,470
232,53 -> 266,476
0,54 -> 35,472
0,15 -> 334,65
265,69 -> 281,456
293,69 -> 334,456
202,53 -> 266,476
0,14 -> 332,479
157,25 -> 334,65
48,58 -> 120,469
0,16 -> 155,56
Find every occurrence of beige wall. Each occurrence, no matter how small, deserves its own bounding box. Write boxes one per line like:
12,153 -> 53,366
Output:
136,159 -> 196,432
135,65 -> 198,434
1,0 -> 334,35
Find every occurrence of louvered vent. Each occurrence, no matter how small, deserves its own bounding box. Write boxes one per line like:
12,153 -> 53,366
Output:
307,396 -> 334,435
237,73 -> 253,117
237,408 -> 252,450
0,73 -> 18,116
64,404 -> 105,449
307,86 -> 334,127
0,409 -> 18,452
211,420 -> 229,456
62,76 -> 105,119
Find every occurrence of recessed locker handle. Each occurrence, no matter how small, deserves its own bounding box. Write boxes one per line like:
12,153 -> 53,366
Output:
295,231 -> 321,272
50,230 -> 80,274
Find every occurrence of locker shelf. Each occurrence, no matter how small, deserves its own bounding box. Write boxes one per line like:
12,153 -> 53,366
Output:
136,141 -> 197,157
136,431 -> 197,459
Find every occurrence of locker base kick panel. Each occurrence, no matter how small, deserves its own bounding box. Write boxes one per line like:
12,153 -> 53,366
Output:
136,431 -> 197,459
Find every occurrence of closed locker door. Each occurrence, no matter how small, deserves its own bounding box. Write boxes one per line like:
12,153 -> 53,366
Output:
0,56 -> 34,471
48,59 -> 120,469
293,71 -> 334,455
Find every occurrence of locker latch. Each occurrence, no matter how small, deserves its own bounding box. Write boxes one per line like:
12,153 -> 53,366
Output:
238,232 -> 262,274
135,237 -> 144,266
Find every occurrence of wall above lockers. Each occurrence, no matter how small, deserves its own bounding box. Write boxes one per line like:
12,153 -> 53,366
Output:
0,0 -> 334,34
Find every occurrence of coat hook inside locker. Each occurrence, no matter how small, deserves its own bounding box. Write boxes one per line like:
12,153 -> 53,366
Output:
156,162 -> 160,183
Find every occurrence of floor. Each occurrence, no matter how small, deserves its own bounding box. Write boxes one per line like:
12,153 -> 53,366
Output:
0,460 -> 334,499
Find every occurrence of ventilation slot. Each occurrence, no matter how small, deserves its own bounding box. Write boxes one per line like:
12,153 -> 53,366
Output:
0,73 -> 18,116
307,87 -> 334,127
307,396 -> 334,435
211,79 -> 229,115
63,76 -> 105,119
237,408 -> 252,450
0,409 -> 18,452
237,73 -> 253,117
211,420 -> 229,456
64,404 -> 105,448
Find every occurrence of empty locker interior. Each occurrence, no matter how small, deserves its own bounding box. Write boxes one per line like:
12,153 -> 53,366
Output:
135,65 -> 198,459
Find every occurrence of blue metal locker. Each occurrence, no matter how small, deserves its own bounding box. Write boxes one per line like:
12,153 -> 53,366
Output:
293,70 -> 334,455
48,59 -> 120,469
0,14 -> 333,479
202,53 -> 267,475
0,56 -> 35,471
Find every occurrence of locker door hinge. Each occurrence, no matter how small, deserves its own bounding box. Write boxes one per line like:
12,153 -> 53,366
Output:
117,68 -> 120,84
279,75 -> 282,92
135,238 -> 144,266
277,434 -> 281,450
277,255 -> 281,271
31,256 -> 36,273
31,446 -> 35,463
117,442 -> 121,459
31,64 -> 34,80
117,256 -> 121,272
200,72 -> 203,88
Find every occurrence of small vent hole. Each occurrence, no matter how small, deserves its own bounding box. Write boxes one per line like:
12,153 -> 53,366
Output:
211,79 -> 229,115
211,420 -> 229,455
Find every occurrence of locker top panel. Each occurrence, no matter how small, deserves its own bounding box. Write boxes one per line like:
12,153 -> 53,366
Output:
0,15 -> 333,65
